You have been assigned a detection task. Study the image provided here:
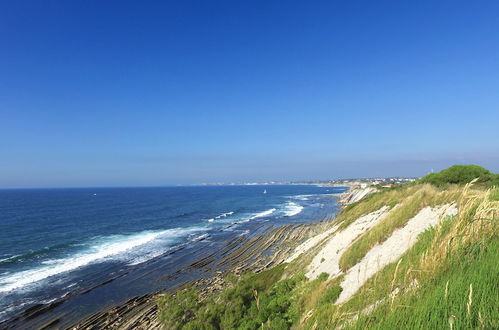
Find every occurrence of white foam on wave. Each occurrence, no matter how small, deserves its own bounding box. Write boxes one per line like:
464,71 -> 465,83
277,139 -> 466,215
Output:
207,211 -> 235,222
227,208 -> 276,226
41,259 -> 65,265
283,202 -> 304,217
0,255 -> 21,264
291,194 -> 312,201
0,226 -> 205,294
0,298 -> 34,320
126,248 -> 171,266
250,208 -> 276,220
239,229 -> 250,236
190,233 -> 210,242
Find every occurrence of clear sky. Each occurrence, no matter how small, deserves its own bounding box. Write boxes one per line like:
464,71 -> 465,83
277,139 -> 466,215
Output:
1,1 -> 499,188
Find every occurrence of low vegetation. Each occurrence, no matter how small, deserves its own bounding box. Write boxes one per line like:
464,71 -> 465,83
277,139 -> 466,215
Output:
337,185 -> 498,329
302,184 -> 498,329
338,184 -> 460,271
334,185 -> 414,230
158,165 -> 498,329
158,264 -> 305,329
418,164 -> 499,187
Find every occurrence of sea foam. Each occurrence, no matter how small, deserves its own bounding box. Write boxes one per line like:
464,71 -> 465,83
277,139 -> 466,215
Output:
207,211 -> 235,222
0,226 -> 204,293
283,202 -> 304,217
250,208 -> 276,219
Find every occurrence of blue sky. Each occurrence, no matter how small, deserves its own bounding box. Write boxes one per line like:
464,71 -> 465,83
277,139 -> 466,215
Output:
1,1 -> 499,187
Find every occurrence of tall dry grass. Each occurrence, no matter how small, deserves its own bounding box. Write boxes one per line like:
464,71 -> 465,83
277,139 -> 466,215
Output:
338,184 -> 462,271
324,183 -> 499,329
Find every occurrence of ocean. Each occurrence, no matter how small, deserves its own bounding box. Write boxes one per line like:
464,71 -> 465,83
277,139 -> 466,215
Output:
0,184 -> 346,326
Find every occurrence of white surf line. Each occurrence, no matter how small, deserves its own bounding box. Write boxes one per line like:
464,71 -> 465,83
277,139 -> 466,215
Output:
306,206 -> 392,280
207,211 -> 235,222
336,204 -> 457,304
0,226 -> 205,293
284,202 -> 304,217
250,208 -> 276,219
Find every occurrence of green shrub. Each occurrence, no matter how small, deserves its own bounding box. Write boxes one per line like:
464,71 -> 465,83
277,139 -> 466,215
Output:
157,286 -> 201,329
318,284 -> 342,305
492,174 -> 499,187
158,264 -> 306,329
418,165 -> 493,186
317,272 -> 329,281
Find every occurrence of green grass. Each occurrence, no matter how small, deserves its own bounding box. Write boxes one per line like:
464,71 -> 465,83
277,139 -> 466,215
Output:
299,215 -> 458,329
338,185 -> 461,271
158,173 -> 499,330
318,284 -> 342,305
307,184 -> 498,329
334,187 -> 416,230
341,215 -> 457,310
490,187 -> 499,201
348,238 -> 499,329
158,264 -> 306,329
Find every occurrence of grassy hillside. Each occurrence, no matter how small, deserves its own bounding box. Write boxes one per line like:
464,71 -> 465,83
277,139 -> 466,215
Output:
157,166 -> 498,329
338,184 -> 460,271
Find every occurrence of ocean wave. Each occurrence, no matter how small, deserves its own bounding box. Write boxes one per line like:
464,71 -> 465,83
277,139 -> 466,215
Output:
250,208 -> 276,220
0,298 -> 34,320
238,229 -> 250,236
221,225 -> 236,231
207,211 -> 235,222
230,208 -> 277,224
0,226 -> 205,294
290,194 -> 312,201
41,259 -> 66,265
190,233 -> 210,242
283,202 -> 304,217
0,242 -> 81,267
127,249 -> 170,266
0,255 -> 21,264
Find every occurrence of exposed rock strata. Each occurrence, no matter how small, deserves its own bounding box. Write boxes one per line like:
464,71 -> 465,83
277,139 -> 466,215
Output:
66,222 -> 326,329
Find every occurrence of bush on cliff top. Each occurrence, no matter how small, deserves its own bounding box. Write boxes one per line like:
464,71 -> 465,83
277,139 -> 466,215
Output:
418,164 -> 499,187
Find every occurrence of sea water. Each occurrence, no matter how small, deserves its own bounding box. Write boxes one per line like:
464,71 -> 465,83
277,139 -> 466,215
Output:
0,185 -> 345,323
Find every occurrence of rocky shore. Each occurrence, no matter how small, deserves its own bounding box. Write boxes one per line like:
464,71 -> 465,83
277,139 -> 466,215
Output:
1,192 -> 349,330
65,222 -> 334,329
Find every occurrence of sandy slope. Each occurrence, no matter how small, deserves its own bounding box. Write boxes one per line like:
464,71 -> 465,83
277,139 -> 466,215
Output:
336,204 -> 457,304
305,206 -> 393,279
285,224 -> 340,263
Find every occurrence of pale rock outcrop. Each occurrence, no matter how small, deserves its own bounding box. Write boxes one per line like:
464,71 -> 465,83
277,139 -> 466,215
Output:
336,204 -> 457,304
306,206 -> 393,279
340,187 -> 377,205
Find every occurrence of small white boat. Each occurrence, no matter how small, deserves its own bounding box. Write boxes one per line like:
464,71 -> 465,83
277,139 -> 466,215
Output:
263,189 -> 267,194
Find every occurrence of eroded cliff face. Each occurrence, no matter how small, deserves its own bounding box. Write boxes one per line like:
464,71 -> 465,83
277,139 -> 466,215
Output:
279,183 -> 497,329
339,186 -> 377,205
43,183 -> 497,330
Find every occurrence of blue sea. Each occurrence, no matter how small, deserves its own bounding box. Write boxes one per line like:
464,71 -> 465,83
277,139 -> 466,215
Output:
0,185 -> 345,326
